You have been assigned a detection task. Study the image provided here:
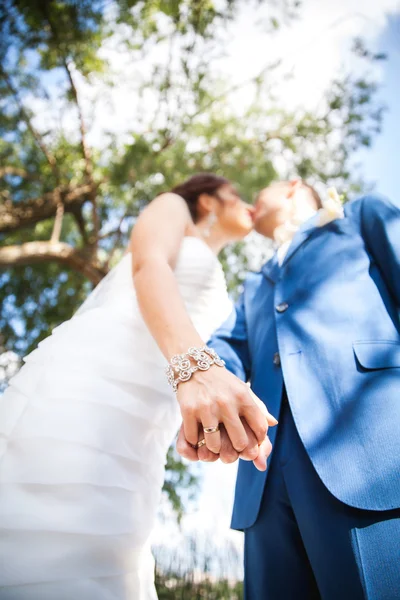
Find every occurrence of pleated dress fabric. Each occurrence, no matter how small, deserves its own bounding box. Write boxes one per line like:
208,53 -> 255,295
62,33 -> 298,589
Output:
0,237 -> 232,599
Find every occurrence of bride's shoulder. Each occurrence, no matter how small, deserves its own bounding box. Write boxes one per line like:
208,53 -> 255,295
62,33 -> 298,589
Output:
151,192 -> 190,213
128,191 -> 194,263
142,192 -> 193,228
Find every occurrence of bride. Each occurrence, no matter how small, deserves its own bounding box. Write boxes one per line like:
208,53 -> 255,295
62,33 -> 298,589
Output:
0,173 -> 270,600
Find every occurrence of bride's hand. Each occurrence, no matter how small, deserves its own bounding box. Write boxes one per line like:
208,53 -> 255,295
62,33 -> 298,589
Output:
176,366 -> 277,455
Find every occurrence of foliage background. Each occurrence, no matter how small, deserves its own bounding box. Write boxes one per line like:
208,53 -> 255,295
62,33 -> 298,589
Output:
1,0 -> 398,595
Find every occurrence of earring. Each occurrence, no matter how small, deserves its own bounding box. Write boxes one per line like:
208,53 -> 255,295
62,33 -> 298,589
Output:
202,212 -> 217,238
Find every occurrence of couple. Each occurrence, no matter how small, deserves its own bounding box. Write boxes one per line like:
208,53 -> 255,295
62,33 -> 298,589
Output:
0,173 -> 399,599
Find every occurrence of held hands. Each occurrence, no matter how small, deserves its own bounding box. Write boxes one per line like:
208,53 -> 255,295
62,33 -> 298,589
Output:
175,366 -> 277,470
177,419 -> 274,471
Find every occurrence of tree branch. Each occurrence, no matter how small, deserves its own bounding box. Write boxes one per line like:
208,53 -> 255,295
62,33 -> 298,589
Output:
0,167 -> 38,179
98,213 -> 127,240
0,183 -> 93,234
100,214 -> 130,270
38,9 -> 99,247
188,59 -> 282,121
63,59 -> 93,180
50,197 -> 65,243
45,5 -> 98,243
0,67 -> 59,180
70,206 -> 89,244
63,58 -> 100,245
0,241 -> 106,285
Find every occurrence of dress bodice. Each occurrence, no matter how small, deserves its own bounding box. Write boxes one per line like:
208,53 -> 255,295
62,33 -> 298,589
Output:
75,236 -> 233,342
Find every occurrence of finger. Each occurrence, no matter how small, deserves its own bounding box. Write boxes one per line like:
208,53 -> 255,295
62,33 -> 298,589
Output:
200,408 -> 221,454
222,413 -> 249,453
253,437 -> 273,472
248,388 -> 278,426
197,426 -> 219,462
240,401 -> 268,444
219,425 -> 239,464
176,424 -> 199,461
182,409 -> 201,447
266,413 -> 279,427
240,387 -> 278,443
198,444 -> 219,462
239,419 -> 259,462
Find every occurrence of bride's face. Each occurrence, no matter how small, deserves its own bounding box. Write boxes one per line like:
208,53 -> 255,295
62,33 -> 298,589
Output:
214,184 -> 254,239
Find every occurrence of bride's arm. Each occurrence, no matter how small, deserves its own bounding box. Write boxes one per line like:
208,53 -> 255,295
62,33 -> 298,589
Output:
130,193 -> 204,356
130,193 -> 274,455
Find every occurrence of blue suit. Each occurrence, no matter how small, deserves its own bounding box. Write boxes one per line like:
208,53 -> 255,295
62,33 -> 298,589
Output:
210,195 -> 400,599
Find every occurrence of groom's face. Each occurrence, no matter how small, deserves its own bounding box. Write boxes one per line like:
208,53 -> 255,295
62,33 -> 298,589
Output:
253,183 -> 291,238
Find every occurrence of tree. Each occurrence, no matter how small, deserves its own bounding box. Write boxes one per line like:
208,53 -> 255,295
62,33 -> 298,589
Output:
0,0 -> 386,512
0,0 -> 301,353
0,0 -> 305,512
154,534 -> 244,598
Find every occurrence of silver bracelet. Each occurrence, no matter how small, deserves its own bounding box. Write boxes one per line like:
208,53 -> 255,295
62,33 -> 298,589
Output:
165,345 -> 225,393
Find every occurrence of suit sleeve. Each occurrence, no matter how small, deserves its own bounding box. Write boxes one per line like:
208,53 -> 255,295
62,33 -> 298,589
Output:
361,195 -> 400,306
208,290 -> 251,382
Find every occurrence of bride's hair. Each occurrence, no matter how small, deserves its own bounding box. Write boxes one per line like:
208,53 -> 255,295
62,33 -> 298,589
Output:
171,173 -> 230,222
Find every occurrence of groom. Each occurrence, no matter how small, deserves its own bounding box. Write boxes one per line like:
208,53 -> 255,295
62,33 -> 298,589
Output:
178,180 -> 400,599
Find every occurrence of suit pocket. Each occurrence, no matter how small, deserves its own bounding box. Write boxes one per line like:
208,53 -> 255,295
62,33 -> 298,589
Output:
353,340 -> 400,370
351,518 -> 400,599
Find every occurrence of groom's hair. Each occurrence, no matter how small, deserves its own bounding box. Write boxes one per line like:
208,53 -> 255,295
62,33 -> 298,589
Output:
301,182 -> 323,209
171,173 -> 230,222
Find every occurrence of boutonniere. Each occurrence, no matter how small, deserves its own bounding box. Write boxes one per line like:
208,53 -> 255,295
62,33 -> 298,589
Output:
317,187 -> 345,227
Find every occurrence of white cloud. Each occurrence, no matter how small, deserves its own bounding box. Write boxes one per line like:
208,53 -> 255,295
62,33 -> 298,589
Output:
216,0 -> 399,112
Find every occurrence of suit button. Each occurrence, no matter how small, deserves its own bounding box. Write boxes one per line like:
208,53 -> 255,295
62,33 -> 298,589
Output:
273,352 -> 281,367
276,302 -> 289,313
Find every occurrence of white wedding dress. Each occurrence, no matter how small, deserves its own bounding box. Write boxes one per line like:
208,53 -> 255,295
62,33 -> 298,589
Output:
0,237 -> 232,600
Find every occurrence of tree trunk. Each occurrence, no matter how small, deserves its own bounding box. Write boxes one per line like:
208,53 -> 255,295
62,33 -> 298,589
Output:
0,241 -> 106,285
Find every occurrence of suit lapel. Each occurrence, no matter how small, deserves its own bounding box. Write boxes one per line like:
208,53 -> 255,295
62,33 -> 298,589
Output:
280,217 -> 318,267
261,252 -> 280,284
261,214 -> 319,283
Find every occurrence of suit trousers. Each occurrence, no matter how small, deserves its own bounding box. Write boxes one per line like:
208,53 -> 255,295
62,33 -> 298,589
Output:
243,397 -> 400,600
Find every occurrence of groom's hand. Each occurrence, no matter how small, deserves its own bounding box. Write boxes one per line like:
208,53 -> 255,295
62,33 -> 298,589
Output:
176,366 -> 278,455
196,419 -> 273,470
176,419 -> 273,471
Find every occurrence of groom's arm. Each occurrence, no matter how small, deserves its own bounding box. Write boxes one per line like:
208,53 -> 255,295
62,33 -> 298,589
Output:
209,291 -> 251,382
178,288 -> 275,469
361,195 -> 400,306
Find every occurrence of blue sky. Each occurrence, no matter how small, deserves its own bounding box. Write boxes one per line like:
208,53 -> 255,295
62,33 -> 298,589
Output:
360,15 -> 400,200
